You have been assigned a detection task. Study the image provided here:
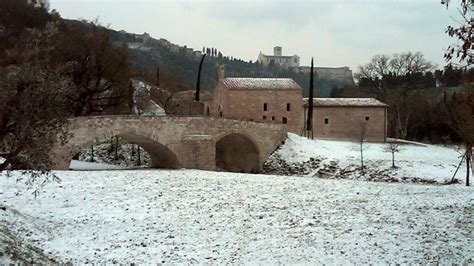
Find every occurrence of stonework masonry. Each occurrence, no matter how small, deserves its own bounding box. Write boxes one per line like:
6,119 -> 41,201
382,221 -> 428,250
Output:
211,79 -> 304,134
51,116 -> 287,172
303,99 -> 388,142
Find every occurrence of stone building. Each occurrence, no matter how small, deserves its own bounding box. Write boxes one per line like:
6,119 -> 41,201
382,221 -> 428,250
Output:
300,66 -> 354,85
208,65 -> 388,142
303,98 -> 388,142
257,46 -> 354,85
257,46 -> 300,69
209,65 -> 303,133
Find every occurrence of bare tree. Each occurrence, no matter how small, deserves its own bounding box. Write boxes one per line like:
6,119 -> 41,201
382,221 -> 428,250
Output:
356,120 -> 369,175
385,142 -> 401,168
445,86 -> 473,186
60,21 -> 133,116
356,52 -> 434,99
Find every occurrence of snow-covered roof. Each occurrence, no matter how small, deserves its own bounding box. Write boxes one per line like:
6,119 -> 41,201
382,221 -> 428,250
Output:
303,98 -> 388,107
222,78 -> 301,90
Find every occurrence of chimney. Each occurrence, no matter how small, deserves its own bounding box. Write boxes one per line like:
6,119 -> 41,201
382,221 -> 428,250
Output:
218,64 -> 225,80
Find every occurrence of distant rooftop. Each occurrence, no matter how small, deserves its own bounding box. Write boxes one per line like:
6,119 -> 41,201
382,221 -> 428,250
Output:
222,78 -> 301,90
303,98 -> 388,107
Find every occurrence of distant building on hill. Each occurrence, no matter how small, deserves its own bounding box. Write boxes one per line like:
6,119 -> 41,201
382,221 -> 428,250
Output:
258,46 -> 354,85
258,46 -> 300,69
300,66 -> 354,85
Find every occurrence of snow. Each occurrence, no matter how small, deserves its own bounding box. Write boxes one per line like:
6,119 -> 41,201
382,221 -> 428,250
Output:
269,133 -> 468,184
127,42 -> 151,52
132,79 -> 166,116
69,160 -> 131,170
303,97 -> 388,107
1,170 -> 473,264
77,142 -> 151,167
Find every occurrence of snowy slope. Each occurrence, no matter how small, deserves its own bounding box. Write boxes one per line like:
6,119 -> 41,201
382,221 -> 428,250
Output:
265,133 -> 469,184
132,79 -> 166,116
1,170 -> 473,264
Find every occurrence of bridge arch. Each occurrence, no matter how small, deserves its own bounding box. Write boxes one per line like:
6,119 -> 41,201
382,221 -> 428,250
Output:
51,116 -> 287,171
64,131 -> 181,169
215,132 -> 260,173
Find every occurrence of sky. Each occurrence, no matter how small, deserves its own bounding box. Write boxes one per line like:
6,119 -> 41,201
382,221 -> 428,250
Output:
50,0 -> 461,71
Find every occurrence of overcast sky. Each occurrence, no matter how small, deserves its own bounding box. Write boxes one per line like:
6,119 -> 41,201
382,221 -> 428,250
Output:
50,0 -> 460,71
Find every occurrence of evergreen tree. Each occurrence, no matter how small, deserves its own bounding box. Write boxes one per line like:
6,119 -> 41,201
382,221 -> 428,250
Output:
195,54 -> 206,101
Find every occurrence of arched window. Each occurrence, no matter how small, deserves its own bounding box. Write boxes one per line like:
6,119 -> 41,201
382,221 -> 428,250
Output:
263,103 -> 268,111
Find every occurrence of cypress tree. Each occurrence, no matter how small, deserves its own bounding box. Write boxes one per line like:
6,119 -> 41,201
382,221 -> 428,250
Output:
195,54 -> 206,101
305,58 -> 314,139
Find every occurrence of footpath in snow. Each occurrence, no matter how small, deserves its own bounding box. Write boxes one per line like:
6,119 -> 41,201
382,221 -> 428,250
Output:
264,133 -> 469,184
1,170 -> 473,264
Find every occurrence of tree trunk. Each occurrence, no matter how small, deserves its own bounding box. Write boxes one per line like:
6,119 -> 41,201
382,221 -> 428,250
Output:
114,136 -> 119,160
466,155 -> 470,186
392,151 -> 395,168
304,58 -> 314,138
360,141 -> 364,174
91,145 -> 94,162
137,147 -> 141,166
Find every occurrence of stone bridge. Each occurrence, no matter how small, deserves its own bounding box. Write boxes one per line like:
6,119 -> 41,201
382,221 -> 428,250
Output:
51,116 -> 288,172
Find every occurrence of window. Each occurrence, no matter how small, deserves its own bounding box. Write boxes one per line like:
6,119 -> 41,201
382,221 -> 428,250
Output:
220,111 -> 223,117
365,116 -> 370,121
272,116 -> 275,121
263,116 -> 266,120
263,103 -> 268,111
324,118 -> 329,124
286,103 -> 291,111
282,117 -> 288,124
206,107 -> 210,116
294,58 -> 298,63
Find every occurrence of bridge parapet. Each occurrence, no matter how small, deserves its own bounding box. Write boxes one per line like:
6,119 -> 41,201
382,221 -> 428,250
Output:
52,116 -> 288,172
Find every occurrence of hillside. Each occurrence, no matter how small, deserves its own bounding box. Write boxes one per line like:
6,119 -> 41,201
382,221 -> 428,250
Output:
106,29 -> 352,97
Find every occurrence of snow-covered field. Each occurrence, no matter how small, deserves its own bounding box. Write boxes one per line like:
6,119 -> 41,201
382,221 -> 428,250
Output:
1,170 -> 473,264
265,133 -> 470,184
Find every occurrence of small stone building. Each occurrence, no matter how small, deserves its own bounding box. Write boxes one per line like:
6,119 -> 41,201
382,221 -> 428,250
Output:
210,65 -> 303,133
303,98 -> 388,142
